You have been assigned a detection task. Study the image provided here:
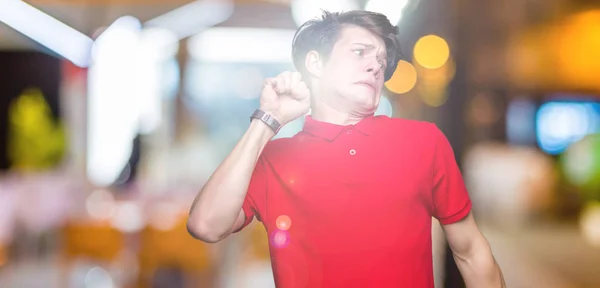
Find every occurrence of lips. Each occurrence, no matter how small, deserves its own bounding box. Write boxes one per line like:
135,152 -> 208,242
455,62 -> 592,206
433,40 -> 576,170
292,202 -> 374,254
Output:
356,81 -> 375,91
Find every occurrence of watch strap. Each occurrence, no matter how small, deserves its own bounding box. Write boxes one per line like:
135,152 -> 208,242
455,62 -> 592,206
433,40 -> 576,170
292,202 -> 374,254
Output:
250,109 -> 281,133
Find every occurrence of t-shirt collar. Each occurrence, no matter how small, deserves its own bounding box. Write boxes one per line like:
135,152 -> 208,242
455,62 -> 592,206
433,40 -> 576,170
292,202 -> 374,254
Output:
302,114 -> 375,141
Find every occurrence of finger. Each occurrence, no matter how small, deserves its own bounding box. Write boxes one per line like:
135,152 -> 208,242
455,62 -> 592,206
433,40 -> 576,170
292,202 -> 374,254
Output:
280,71 -> 292,94
264,78 -> 277,93
291,72 -> 302,89
264,78 -> 274,87
291,81 -> 309,100
275,75 -> 286,95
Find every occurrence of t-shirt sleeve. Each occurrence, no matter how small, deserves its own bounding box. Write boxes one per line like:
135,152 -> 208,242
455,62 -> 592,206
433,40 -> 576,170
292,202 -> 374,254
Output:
430,125 -> 472,225
233,156 -> 268,233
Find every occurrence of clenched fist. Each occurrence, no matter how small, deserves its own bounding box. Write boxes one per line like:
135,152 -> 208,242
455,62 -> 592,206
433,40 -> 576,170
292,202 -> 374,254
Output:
260,71 -> 311,126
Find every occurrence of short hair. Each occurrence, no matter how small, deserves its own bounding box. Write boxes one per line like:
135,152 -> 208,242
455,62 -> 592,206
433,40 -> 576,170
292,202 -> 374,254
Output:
291,10 -> 403,81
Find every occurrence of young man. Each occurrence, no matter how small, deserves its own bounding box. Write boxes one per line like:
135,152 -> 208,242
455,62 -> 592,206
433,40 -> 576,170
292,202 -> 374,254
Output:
188,10 -> 505,288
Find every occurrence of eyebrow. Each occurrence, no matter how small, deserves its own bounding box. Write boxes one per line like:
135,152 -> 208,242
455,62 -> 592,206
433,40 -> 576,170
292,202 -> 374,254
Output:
351,43 -> 375,48
351,43 -> 387,59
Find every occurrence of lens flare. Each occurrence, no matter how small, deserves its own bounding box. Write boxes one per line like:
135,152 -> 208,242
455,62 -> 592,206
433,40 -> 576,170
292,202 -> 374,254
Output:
276,215 -> 292,231
271,230 -> 290,248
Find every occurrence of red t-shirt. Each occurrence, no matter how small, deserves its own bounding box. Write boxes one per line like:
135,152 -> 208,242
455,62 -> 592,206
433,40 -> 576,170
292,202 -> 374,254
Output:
237,115 -> 471,288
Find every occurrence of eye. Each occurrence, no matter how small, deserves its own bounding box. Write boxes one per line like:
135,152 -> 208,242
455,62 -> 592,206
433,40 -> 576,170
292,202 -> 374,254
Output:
353,49 -> 364,56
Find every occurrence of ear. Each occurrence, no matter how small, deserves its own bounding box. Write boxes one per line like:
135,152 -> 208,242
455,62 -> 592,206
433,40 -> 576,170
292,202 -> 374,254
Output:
305,50 -> 324,78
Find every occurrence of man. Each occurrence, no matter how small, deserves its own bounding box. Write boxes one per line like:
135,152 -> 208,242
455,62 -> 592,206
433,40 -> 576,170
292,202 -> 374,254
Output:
188,10 -> 505,288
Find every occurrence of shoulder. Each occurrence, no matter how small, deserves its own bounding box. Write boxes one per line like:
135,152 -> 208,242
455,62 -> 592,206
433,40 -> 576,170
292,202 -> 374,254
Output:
373,116 -> 441,141
260,136 -> 301,159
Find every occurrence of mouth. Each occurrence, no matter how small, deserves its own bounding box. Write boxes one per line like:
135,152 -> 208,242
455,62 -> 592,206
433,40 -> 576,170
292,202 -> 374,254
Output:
356,81 -> 375,91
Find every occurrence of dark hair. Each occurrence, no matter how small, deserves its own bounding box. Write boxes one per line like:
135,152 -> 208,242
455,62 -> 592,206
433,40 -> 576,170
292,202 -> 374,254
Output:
291,10 -> 403,81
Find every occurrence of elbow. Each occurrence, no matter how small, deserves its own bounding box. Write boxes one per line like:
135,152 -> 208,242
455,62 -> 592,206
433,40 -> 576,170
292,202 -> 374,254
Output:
186,217 -> 223,243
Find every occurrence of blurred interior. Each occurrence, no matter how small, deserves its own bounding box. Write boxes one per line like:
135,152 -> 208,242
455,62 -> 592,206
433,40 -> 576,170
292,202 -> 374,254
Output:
1,0 -> 600,287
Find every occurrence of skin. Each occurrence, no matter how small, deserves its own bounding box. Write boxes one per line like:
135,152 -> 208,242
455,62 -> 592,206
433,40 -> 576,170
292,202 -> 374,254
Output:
188,24 -> 505,288
306,25 -> 387,125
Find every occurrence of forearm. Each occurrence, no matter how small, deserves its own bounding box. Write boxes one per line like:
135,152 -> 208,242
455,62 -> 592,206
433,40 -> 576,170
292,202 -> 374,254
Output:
188,119 -> 274,241
453,237 -> 506,288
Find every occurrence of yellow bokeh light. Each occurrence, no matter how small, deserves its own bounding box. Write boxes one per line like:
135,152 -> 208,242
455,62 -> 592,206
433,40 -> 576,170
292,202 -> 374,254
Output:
418,84 -> 449,107
413,34 -> 450,69
415,57 -> 456,85
385,60 -> 417,94
555,10 -> 600,90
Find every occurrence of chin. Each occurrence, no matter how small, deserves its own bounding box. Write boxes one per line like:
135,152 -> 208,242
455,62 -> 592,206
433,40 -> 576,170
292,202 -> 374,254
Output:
354,91 -> 379,107
355,99 -> 379,115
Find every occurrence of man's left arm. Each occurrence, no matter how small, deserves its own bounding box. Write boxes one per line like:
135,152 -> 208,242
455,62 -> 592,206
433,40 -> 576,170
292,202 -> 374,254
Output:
428,123 -> 505,287
442,211 -> 506,288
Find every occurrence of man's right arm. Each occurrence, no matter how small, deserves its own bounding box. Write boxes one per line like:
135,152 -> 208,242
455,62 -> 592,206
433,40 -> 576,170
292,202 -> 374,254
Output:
187,71 -> 310,243
187,119 -> 275,243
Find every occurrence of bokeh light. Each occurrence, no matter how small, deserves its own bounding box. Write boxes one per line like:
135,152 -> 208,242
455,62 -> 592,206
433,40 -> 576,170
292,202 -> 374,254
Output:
271,230 -> 290,249
365,0 -> 410,25
0,245 -> 6,267
233,66 -> 264,99
385,60 -> 417,94
468,92 -> 501,126
580,202 -> 600,247
506,98 -> 537,145
110,202 -> 144,233
290,0 -> 359,27
276,215 -> 292,231
411,52 -> 454,107
149,202 -> 182,231
375,94 -> 394,117
417,85 -> 448,107
555,10 -> 600,90
84,266 -> 114,288
85,189 -> 116,220
562,134 -> 600,199
415,56 -> 455,85
536,102 -> 600,155
413,34 -> 450,69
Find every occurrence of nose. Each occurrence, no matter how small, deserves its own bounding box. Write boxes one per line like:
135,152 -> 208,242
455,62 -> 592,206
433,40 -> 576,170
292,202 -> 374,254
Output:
365,58 -> 383,77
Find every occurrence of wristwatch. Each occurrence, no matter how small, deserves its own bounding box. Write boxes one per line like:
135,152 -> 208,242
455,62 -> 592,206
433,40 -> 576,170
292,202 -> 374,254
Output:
250,109 -> 281,133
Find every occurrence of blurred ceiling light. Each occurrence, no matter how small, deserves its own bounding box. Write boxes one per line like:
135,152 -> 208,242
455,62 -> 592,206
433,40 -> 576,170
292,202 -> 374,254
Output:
413,34 -> 450,69
385,60 -> 417,94
188,28 -> 296,63
0,0 -> 93,67
138,27 -> 179,61
145,0 -> 233,40
88,16 -> 175,187
291,0 -> 360,27
365,0 -> 410,25
92,16 -> 142,61
87,16 -> 142,187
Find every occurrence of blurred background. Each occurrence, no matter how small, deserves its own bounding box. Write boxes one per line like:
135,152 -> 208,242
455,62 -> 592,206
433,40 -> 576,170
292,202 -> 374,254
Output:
1,0 -> 600,287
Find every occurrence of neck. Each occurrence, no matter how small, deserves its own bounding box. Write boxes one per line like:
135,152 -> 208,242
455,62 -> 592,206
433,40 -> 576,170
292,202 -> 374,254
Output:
309,96 -> 366,126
